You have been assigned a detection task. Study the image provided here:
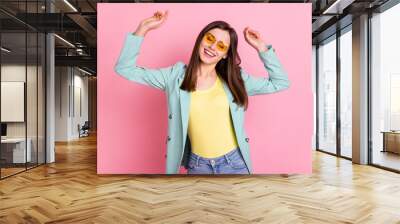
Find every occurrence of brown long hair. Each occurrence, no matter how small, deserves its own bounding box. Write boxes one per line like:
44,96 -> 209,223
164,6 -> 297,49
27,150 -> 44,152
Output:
180,21 -> 248,110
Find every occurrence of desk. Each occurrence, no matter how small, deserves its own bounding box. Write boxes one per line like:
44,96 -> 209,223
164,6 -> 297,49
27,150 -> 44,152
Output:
1,138 -> 32,163
381,131 -> 400,154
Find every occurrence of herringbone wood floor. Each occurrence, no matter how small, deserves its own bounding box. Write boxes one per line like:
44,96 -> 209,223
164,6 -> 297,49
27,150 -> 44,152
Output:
1,133 -> 400,224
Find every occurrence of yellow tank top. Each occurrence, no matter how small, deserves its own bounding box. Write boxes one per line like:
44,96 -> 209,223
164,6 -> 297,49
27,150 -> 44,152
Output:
188,75 -> 239,158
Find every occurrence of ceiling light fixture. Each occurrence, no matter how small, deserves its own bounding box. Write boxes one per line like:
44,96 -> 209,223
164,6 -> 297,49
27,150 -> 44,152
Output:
63,0 -> 78,12
322,0 -> 345,14
1,47 -> 11,53
78,67 -> 93,76
54,34 -> 75,48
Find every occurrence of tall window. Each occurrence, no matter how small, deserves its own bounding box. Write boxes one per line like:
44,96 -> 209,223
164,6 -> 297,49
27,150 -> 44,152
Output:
312,45 -> 317,151
339,28 -> 352,158
371,2 -> 400,171
317,36 -> 337,154
390,75 -> 400,130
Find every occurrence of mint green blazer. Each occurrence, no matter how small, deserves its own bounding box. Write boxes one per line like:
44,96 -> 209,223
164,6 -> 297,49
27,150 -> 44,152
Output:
115,33 -> 290,174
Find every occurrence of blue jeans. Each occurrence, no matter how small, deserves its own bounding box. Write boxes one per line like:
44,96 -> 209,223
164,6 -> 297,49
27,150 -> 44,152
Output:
187,147 -> 250,174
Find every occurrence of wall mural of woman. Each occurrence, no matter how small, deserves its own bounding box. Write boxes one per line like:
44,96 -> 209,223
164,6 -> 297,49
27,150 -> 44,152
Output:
114,10 -> 290,174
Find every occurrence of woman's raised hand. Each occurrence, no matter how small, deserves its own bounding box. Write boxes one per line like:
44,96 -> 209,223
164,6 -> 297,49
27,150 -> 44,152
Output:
243,26 -> 268,53
134,10 -> 169,37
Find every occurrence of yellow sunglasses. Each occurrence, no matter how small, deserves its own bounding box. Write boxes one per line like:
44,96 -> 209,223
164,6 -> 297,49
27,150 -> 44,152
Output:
202,32 -> 229,52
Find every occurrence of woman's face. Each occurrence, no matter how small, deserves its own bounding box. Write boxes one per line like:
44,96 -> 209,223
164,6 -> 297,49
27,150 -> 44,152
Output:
198,28 -> 230,65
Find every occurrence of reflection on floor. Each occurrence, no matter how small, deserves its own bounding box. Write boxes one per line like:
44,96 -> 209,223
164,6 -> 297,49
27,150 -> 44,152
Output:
0,162 -> 43,178
373,150 -> 400,170
1,163 -> 45,178
0,167 -> 25,177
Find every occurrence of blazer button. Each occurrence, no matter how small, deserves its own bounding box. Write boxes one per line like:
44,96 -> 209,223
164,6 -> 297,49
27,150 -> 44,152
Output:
245,137 -> 249,142
168,136 -> 171,141
169,114 -> 172,119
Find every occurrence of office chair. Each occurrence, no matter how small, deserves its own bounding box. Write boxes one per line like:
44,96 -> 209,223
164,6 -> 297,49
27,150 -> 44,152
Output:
78,121 -> 90,138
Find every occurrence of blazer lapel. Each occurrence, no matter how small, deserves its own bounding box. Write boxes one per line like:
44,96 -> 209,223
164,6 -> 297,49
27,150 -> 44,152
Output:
178,76 -> 190,148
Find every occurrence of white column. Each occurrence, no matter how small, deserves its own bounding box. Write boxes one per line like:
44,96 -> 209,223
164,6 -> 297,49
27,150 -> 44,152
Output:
46,33 -> 55,163
352,14 -> 369,164
46,1 -> 55,163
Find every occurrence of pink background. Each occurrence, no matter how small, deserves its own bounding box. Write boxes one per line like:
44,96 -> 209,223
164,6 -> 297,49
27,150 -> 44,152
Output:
97,3 -> 313,174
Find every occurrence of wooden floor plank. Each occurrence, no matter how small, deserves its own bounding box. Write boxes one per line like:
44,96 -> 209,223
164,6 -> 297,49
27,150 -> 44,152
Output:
1,133 -> 400,223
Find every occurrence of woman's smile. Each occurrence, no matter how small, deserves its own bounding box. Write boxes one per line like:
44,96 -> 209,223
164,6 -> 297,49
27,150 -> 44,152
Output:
204,48 -> 216,58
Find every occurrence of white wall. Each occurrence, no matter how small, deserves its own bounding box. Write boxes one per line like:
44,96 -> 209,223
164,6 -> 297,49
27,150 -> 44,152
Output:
1,63 -> 46,164
55,67 -> 89,141
1,65 -> 42,137
55,66 -> 69,141
71,72 -> 89,139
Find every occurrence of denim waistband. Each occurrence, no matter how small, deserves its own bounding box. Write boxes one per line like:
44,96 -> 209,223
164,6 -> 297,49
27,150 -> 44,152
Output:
190,147 -> 241,165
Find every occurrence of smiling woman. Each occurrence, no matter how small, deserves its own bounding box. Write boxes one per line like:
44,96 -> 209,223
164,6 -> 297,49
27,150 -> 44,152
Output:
114,10 -> 290,174
200,32 -> 230,60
